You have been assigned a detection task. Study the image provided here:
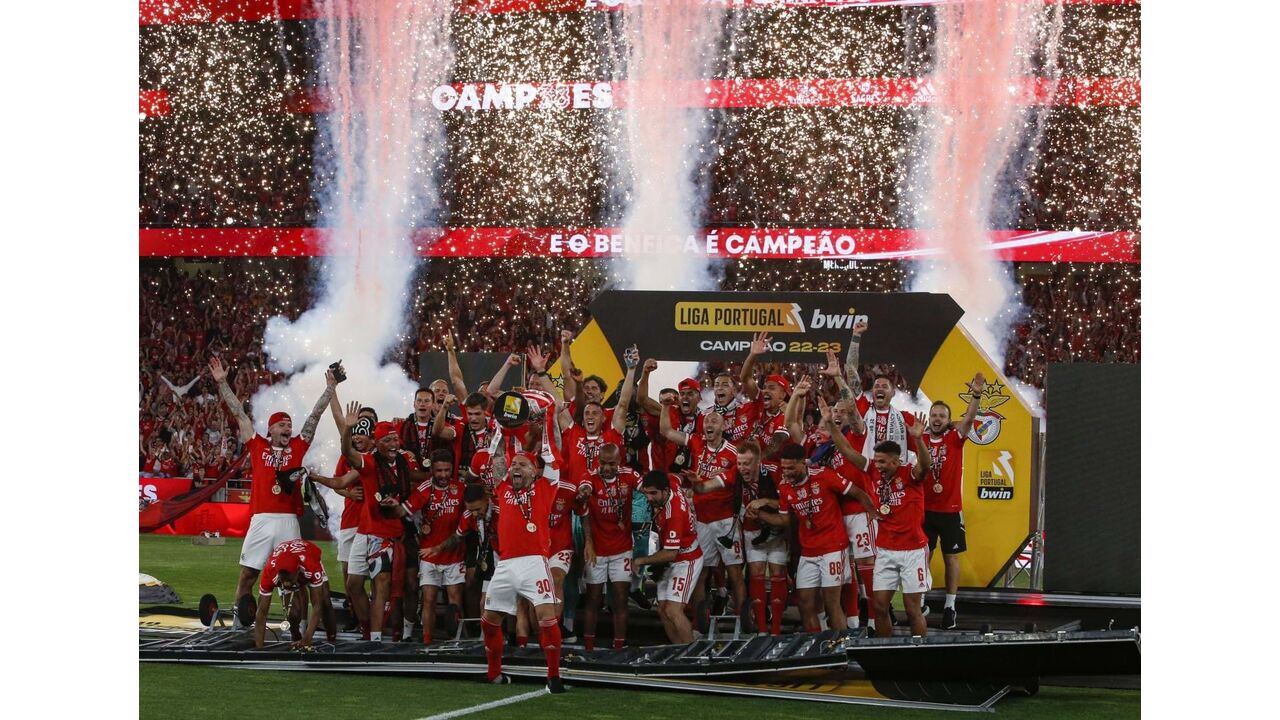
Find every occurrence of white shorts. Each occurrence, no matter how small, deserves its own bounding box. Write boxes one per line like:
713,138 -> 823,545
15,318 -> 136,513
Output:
419,559 -> 466,587
656,556 -> 703,605
743,527 -> 788,565
239,513 -> 302,570
696,517 -> 745,567
547,549 -> 573,575
484,555 -> 557,615
844,513 -> 877,561
586,552 -> 633,585
873,546 -> 932,593
346,533 -> 372,577
337,526 -> 358,563
796,549 -> 849,590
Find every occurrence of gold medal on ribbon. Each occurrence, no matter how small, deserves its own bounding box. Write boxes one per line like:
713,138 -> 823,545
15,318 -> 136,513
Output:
933,483 -> 944,494
525,521 -> 537,533
879,503 -> 890,516
272,485 -> 282,495
422,522 -> 432,535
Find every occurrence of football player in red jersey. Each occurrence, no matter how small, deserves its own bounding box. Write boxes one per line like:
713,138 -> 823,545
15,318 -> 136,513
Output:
922,373 -> 983,629
739,332 -> 795,456
577,444 -> 643,650
386,448 -> 466,645
399,388 -> 438,469
434,392 -> 496,473
658,406 -> 747,623
209,357 -> 336,629
748,443 -> 879,633
634,471 -> 703,644
827,413 -> 933,637
480,453 -> 572,693
253,539 -> 336,649
706,372 -> 759,444
332,402 -> 429,642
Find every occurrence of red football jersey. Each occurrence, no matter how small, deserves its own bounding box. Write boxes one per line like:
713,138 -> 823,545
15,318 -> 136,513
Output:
245,435 -> 311,517
354,450 -> 418,539
865,464 -> 928,551
467,450 -> 499,493
547,481 -> 581,554
404,479 -> 467,564
491,476 -> 569,560
653,474 -> 701,562
831,430 -> 871,516
708,397 -> 760,444
687,436 -> 739,523
852,397 -> 917,458
258,539 -> 326,595
777,466 -> 854,556
741,461 -> 780,532
579,467 -> 642,556
923,429 -> 966,513
750,404 -> 789,450
562,423 -> 624,486
335,455 -> 361,530
455,503 -> 496,548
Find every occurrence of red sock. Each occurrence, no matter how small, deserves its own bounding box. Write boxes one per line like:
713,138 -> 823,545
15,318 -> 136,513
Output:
538,618 -> 562,679
516,634 -> 528,648
584,634 -> 596,651
858,565 -> 876,620
750,576 -> 767,632
481,617 -> 504,681
769,577 -> 788,635
841,581 -> 858,618
423,630 -> 432,645
613,638 -> 625,650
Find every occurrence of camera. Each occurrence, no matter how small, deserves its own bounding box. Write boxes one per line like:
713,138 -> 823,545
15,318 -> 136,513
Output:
329,360 -> 347,384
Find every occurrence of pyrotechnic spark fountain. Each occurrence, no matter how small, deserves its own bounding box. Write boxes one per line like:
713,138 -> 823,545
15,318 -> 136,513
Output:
249,0 -> 454,529
909,0 -> 1062,411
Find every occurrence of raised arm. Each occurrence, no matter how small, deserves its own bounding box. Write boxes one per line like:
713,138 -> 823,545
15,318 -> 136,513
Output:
637,358 -> 663,415
443,335 -> 468,399
485,352 -> 522,401
559,330 -> 578,408
338,401 -> 365,469
843,319 -> 868,391
740,331 -> 771,398
784,375 -> 811,443
309,468 -> 359,490
433,393 -> 457,440
909,412 -> 930,481
956,372 -> 986,438
299,369 -> 339,444
209,357 -> 253,443
820,396 -> 868,471
611,346 -> 640,434
820,351 -> 864,435
658,400 -> 689,446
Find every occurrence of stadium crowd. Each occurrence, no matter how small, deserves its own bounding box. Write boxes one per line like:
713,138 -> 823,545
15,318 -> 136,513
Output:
138,257 -> 1138,479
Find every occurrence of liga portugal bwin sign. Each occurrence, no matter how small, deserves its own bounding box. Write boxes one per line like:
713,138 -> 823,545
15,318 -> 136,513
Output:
552,291 -> 1037,589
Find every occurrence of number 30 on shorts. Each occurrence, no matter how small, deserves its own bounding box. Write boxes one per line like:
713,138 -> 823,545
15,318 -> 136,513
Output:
536,579 -> 552,595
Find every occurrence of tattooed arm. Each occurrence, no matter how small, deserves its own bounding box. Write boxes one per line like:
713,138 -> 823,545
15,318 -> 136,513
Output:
209,357 -> 253,443
300,370 -> 339,444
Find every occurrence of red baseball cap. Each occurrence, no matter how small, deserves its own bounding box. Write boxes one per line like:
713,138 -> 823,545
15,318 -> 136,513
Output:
764,375 -> 792,396
268,412 -> 292,428
373,422 -> 396,441
678,378 -> 701,393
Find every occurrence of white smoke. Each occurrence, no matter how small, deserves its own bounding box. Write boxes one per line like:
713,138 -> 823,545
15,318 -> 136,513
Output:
249,1 -> 454,534
907,0 -> 1057,416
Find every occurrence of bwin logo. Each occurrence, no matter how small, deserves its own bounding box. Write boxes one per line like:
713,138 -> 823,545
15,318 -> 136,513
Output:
979,487 -> 1013,500
809,309 -> 867,331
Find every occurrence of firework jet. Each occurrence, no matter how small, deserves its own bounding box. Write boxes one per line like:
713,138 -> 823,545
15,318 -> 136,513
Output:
250,1 -> 454,530
910,0 -> 1043,369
